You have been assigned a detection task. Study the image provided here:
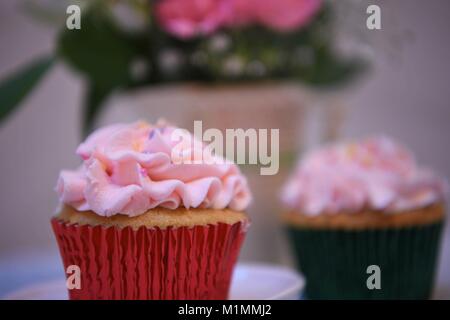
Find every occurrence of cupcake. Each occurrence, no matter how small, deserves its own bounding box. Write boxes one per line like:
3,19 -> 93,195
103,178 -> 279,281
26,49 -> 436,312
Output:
281,136 -> 447,299
52,120 -> 251,300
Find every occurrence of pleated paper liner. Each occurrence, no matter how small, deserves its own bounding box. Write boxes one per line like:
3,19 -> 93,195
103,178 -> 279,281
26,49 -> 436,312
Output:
51,218 -> 247,300
286,221 -> 444,299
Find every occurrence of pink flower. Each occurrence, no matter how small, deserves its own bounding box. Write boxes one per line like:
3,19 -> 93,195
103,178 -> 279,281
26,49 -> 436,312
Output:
229,0 -> 322,32
155,0 -> 231,39
226,0 -> 256,26
255,0 -> 322,32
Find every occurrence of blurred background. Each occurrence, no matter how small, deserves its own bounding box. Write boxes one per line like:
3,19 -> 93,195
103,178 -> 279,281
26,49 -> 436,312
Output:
0,0 -> 449,298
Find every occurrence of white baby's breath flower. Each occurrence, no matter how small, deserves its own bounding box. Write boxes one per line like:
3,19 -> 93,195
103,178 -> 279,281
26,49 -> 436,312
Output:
208,33 -> 231,53
222,56 -> 244,77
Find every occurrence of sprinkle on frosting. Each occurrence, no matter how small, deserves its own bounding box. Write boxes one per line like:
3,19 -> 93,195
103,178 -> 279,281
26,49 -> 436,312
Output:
281,136 -> 448,215
56,120 -> 252,217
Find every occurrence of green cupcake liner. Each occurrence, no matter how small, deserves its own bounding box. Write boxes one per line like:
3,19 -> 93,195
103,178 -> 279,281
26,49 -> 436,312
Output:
287,221 -> 444,299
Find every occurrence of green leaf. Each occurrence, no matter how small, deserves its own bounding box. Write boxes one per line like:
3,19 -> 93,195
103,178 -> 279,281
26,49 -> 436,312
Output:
302,48 -> 367,87
82,83 -> 113,138
57,4 -> 143,136
57,6 -> 137,89
0,55 -> 54,123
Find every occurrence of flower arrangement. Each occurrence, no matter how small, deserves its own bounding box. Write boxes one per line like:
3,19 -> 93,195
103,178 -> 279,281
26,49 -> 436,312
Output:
0,0 -> 366,134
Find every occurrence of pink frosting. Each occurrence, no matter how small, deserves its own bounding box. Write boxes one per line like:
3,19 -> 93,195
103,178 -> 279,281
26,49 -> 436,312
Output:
56,121 -> 252,217
281,136 -> 448,215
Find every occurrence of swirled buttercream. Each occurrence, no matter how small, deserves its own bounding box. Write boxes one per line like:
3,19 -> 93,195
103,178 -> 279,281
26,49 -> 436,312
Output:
56,121 -> 252,217
281,136 -> 448,215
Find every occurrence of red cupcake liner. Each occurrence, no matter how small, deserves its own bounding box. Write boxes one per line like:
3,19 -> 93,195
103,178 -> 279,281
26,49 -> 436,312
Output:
51,218 -> 248,300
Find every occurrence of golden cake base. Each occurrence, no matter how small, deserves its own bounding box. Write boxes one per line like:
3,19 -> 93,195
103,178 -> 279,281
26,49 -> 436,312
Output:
283,203 -> 445,230
56,205 -> 248,230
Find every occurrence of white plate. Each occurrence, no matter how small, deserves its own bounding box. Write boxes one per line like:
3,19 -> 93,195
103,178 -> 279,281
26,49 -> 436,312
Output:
4,263 -> 304,300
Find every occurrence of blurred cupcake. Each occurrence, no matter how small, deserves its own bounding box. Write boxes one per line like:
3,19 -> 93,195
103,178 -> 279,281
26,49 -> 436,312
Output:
52,120 -> 251,300
281,136 -> 447,299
